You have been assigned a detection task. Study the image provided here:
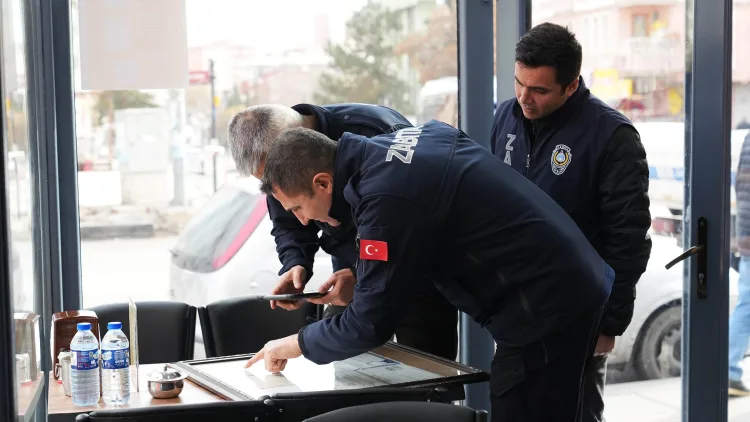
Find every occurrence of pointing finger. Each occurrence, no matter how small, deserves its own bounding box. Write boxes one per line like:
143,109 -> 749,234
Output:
244,349 -> 264,368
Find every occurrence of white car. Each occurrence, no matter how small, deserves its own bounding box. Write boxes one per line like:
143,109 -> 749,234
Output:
168,178 -> 333,311
609,234 -> 740,379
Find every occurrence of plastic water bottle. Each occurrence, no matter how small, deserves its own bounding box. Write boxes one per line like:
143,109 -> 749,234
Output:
101,322 -> 131,406
70,322 -> 100,406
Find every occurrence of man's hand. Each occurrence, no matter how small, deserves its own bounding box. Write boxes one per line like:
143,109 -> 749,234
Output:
594,335 -> 616,356
270,266 -> 307,310
244,334 -> 303,373
307,269 -> 356,306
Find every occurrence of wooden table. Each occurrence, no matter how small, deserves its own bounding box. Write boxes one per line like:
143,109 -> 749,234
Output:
48,364 -> 224,422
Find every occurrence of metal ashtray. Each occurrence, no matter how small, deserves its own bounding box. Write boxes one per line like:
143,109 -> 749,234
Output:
146,364 -> 188,399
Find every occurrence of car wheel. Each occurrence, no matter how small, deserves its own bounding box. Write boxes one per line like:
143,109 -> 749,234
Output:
634,305 -> 682,380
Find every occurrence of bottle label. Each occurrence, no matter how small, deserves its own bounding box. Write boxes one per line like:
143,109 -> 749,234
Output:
102,348 -> 130,370
71,349 -> 99,371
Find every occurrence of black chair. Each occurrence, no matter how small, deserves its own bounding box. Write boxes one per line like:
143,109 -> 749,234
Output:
199,296 -> 317,357
75,400 -> 268,422
88,301 -> 196,364
303,401 -> 488,422
261,386 -> 441,422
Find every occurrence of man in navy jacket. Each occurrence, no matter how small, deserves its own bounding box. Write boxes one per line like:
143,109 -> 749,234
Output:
491,23 -> 652,421
246,121 -> 614,421
227,104 -> 458,360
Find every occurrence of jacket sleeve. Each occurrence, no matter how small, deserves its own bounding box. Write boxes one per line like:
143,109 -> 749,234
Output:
267,195 -> 321,278
298,196 -> 432,364
330,256 -> 350,273
597,125 -> 653,336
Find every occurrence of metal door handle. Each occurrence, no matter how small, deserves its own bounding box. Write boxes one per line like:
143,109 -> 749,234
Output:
665,216 -> 708,299
665,245 -> 704,270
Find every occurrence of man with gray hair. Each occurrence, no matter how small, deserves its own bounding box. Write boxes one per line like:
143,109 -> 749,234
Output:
227,103 -> 459,361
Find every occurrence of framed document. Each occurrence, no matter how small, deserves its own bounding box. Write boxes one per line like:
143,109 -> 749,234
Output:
172,342 -> 489,401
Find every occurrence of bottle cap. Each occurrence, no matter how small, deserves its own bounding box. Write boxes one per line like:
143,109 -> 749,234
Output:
77,322 -> 91,331
107,322 -> 122,330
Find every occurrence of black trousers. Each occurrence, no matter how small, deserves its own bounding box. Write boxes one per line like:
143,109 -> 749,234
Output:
489,306 -> 604,422
580,354 -> 608,422
323,281 -> 459,361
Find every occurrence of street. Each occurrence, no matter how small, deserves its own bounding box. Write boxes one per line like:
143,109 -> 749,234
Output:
16,236 -> 178,309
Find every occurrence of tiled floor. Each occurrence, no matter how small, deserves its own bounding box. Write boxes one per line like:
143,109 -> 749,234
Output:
604,370 -> 750,421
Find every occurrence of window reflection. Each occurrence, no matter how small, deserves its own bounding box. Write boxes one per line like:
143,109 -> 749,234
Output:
2,0 -> 42,418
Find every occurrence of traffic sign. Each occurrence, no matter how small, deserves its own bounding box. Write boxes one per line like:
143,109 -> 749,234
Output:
189,70 -> 210,85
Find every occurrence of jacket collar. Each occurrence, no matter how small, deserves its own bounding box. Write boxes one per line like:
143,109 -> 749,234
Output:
328,133 -> 365,223
512,76 -> 589,128
292,103 -> 337,134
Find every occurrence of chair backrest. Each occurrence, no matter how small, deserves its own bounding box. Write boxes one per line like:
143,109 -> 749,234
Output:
199,296 -> 316,358
261,386 -> 439,422
75,400 -> 268,422
302,401 -> 488,422
87,301 -> 196,364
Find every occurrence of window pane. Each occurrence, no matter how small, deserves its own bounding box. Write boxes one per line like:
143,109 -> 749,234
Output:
728,0 -> 750,415
71,0 -> 457,310
2,0 -> 43,418
530,1 -> 687,421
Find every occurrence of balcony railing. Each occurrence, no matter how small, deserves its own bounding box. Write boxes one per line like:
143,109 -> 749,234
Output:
585,36 -> 684,76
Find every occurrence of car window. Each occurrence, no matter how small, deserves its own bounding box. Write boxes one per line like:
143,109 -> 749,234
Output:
171,185 -> 264,273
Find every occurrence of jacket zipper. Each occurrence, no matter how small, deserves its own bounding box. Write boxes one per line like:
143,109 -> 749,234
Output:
524,123 -> 536,178
525,122 -> 545,178
525,154 -> 531,177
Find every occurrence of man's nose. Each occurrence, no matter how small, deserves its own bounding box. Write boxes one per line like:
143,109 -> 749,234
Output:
519,88 -> 531,105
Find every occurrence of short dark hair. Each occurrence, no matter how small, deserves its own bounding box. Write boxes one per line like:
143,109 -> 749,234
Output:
515,22 -> 582,88
260,127 -> 337,197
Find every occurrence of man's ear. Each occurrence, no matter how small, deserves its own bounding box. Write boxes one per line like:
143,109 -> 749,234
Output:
313,173 -> 334,194
564,76 -> 580,96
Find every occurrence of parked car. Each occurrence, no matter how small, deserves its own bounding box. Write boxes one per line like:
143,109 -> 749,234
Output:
609,234 -> 740,380
168,177 -> 333,312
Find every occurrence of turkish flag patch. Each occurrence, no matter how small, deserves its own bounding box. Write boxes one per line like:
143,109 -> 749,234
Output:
360,239 -> 388,261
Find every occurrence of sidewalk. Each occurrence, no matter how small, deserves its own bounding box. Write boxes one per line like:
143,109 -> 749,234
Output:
9,204 -> 202,241
604,377 -> 750,421
78,204 -> 198,239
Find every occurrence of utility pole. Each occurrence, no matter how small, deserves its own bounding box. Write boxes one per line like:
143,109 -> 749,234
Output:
210,59 -> 216,140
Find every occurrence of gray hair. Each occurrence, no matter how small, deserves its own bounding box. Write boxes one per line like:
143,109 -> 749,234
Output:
260,128 -> 337,196
227,104 -> 304,176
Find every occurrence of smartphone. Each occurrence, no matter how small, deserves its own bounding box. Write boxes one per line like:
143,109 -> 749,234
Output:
260,292 -> 325,301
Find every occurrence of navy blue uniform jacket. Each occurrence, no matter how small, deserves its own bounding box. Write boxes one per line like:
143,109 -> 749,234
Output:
298,120 -> 615,364
491,78 -> 652,336
269,103 -> 412,276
